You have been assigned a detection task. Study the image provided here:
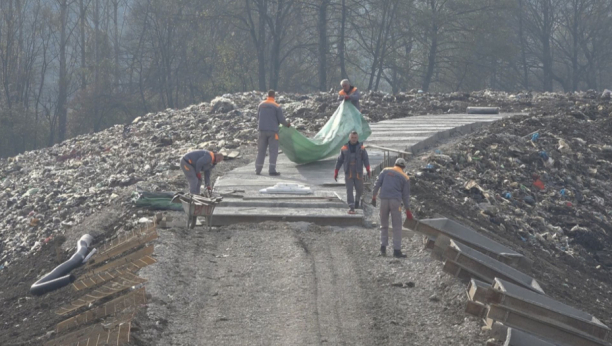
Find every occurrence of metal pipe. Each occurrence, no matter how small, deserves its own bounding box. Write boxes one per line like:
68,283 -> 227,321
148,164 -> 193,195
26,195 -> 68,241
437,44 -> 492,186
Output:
30,234 -> 94,296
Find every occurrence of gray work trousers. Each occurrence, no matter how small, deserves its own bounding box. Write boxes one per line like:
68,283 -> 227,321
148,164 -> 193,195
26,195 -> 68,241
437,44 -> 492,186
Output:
255,131 -> 279,174
380,198 -> 402,250
345,177 -> 363,208
180,159 -> 201,194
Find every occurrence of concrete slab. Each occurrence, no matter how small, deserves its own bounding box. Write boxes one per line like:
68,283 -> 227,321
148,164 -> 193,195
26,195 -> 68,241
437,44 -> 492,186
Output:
443,240 -> 543,294
492,278 -> 609,340
503,328 -> 557,346
487,305 -> 609,346
210,112 -> 524,227
211,207 -> 363,226
406,218 -> 527,269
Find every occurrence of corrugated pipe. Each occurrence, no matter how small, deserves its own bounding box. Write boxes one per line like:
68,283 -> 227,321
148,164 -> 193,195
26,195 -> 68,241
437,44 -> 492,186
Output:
30,234 -> 94,296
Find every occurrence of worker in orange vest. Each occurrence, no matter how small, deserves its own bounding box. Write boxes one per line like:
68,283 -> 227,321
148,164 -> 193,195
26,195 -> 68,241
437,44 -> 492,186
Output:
335,131 -> 370,214
372,158 -> 412,258
338,79 -> 360,110
255,90 -> 290,176
180,150 -> 224,194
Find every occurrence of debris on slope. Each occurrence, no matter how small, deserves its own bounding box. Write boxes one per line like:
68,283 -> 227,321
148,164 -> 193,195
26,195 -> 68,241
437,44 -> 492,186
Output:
0,89 -> 610,270
413,94 -> 612,267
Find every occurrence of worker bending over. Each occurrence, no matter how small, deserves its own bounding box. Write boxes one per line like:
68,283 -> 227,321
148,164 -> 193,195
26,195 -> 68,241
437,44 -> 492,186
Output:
338,79 -> 361,110
335,131 -> 370,214
255,90 -> 290,176
371,158 -> 413,258
181,150 -> 224,194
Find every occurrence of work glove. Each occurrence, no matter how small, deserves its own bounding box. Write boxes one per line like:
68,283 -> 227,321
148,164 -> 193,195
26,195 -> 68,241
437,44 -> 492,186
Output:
196,172 -> 202,180
405,210 -> 414,220
334,169 -> 339,182
344,96 -> 350,100
207,186 -> 213,192
286,122 -> 291,128
371,197 -> 377,207
366,166 -> 371,178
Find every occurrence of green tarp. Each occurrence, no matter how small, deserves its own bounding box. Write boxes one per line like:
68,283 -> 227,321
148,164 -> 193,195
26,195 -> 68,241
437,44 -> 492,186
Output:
132,191 -> 184,211
278,101 -> 371,164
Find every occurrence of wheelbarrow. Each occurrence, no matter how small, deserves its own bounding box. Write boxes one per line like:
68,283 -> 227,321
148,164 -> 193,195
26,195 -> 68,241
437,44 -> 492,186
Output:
171,193 -> 223,230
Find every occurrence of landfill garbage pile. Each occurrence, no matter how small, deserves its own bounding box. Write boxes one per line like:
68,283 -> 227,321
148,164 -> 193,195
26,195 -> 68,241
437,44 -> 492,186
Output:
413,91 -> 612,268
0,88 -> 610,270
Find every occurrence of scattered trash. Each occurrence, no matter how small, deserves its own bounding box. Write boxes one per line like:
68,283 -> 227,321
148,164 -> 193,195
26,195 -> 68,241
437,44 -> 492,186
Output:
533,179 -> 545,190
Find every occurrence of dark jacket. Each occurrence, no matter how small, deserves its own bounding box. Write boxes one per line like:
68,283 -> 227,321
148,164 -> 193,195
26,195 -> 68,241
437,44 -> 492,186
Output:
338,86 -> 361,110
373,166 -> 410,207
335,141 -> 370,179
257,97 -> 289,132
183,150 -> 216,186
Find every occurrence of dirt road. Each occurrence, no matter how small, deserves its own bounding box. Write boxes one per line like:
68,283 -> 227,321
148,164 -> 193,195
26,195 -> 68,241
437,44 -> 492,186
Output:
135,219 -> 486,346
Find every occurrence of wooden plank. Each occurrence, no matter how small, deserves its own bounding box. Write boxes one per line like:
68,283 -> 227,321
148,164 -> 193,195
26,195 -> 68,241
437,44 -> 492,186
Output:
73,261 -> 154,291
432,234 -> 452,258
487,305 -> 609,346
503,328 -> 558,346
465,300 -> 487,318
45,312 -> 134,346
467,278 -> 500,304
442,260 -> 474,282
87,226 -> 157,267
56,273 -> 147,316
57,287 -> 146,333
84,245 -> 155,277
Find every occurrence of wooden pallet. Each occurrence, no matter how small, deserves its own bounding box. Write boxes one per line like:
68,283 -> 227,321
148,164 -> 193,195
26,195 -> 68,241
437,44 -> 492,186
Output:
83,245 -> 155,277
46,312 -> 134,346
57,273 -> 147,316
57,287 -> 146,333
87,225 -> 157,267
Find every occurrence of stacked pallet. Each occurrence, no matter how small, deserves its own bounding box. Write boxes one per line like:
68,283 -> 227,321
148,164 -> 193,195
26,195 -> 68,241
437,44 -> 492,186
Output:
45,222 -> 159,346
406,218 -> 611,346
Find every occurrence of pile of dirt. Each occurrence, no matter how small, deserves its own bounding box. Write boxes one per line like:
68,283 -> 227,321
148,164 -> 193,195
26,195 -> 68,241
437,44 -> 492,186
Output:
406,96 -> 612,326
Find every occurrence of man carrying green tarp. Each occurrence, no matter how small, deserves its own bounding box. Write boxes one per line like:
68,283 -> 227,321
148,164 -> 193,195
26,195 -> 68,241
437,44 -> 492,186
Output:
338,79 -> 360,110
255,90 -> 291,176
335,131 -> 370,214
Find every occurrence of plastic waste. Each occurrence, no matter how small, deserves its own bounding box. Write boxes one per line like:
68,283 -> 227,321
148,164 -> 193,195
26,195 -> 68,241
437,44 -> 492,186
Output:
259,183 -> 313,195
278,101 -> 371,164
531,133 -> 540,142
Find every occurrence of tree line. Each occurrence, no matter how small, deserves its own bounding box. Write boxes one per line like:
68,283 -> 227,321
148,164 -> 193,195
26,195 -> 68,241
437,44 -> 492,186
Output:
1,0 -> 612,158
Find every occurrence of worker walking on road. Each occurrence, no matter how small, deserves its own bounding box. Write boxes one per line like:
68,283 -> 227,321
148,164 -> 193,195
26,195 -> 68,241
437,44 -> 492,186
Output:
255,90 -> 290,176
338,79 -> 361,111
181,150 -> 224,195
335,131 -> 371,214
371,158 -> 413,258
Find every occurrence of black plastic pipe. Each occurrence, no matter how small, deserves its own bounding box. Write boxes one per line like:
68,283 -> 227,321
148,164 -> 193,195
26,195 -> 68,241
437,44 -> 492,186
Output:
30,234 -> 93,296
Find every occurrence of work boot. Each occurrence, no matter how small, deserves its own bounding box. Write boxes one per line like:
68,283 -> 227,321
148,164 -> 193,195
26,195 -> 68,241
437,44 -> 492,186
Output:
269,172 -> 281,176
380,245 -> 386,256
393,249 -> 407,258
348,207 -> 355,214
255,171 -> 261,176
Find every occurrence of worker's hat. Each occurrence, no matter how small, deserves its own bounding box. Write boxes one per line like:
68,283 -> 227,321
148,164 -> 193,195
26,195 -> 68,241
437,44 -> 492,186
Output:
395,158 -> 407,168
